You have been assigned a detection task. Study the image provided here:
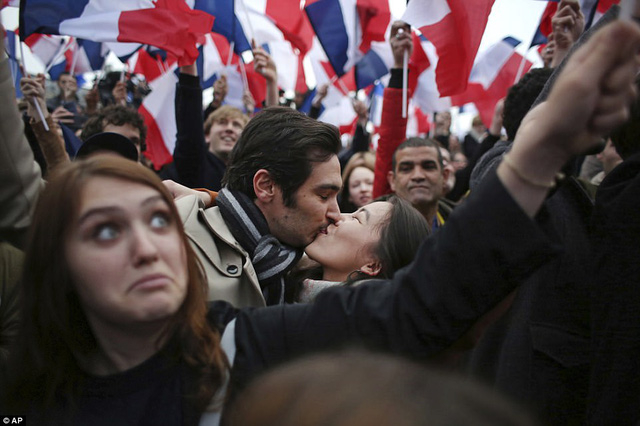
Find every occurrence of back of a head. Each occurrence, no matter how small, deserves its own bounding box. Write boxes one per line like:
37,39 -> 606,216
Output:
228,350 -> 538,426
373,196 -> 429,280
80,105 -> 147,151
503,68 -> 554,141
223,107 -> 341,206
610,76 -> 640,160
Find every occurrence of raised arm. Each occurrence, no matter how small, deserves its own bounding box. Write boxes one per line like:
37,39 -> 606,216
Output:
372,20 -> 413,199
252,45 -> 278,108
20,76 -> 70,174
171,63 -> 207,188
498,19 -> 639,217
229,20 -> 640,392
0,35 -> 44,238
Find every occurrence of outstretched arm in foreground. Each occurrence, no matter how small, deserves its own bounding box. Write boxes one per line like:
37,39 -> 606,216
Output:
498,20 -> 640,217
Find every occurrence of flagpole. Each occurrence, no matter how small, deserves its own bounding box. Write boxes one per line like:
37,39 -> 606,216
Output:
19,40 -> 49,131
402,49 -> 408,118
226,41 -> 235,68
237,0 -> 255,45
513,45 -> 531,84
69,40 -> 79,76
239,58 -> 249,92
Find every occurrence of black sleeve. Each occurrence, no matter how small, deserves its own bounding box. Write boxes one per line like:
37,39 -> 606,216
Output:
229,171 -> 559,393
447,133 -> 501,202
338,123 -> 370,170
172,73 -> 206,188
388,68 -> 404,89
309,104 -> 322,120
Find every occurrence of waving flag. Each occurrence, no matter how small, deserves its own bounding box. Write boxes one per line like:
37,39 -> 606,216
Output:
318,95 -> 358,136
193,0 -> 252,55
305,0 -> 396,89
402,0 -> 495,97
20,0 -> 214,65
405,33 -> 454,114
4,29 -> 23,97
138,65 -> 178,168
452,37 -> 532,128
530,1 -> 558,47
23,33 -> 67,69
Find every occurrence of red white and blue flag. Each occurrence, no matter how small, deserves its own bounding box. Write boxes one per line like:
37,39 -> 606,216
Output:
305,0 -> 396,90
138,64 -> 178,168
452,36 -> 532,127
20,0 -> 214,65
401,0 -> 496,97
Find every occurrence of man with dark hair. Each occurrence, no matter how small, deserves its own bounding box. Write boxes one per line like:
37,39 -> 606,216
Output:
502,68 -> 554,142
470,67 -> 553,190
386,137 -> 451,229
80,104 -> 147,156
174,107 -> 342,306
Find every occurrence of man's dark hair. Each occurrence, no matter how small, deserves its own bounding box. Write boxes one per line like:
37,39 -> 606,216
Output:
503,68 -> 553,141
223,107 -> 341,207
57,71 -> 72,81
80,105 -> 147,151
610,76 -> 640,160
391,137 -> 443,172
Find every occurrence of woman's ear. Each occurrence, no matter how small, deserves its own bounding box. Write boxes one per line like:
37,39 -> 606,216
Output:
359,260 -> 382,277
253,169 -> 275,203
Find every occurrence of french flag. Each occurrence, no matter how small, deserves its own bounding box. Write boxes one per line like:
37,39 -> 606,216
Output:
409,33 -> 454,114
305,0 -> 395,89
20,0 -> 214,65
317,95 -> 357,136
452,37 -> 532,128
4,29 -> 23,97
401,0 -> 496,97
44,38 -> 107,79
530,1 -> 558,47
23,33 -> 66,69
239,0 -> 314,56
192,0 -> 251,55
138,65 -> 178,169
590,0 -> 620,27
68,38 -> 108,73
197,32 -> 239,89
406,102 -> 431,137
307,36 -> 357,108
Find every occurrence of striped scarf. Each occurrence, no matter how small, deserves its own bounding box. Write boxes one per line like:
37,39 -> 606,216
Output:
216,188 -> 302,305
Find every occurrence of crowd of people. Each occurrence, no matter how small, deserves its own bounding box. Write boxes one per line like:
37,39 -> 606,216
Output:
1,1 -> 640,425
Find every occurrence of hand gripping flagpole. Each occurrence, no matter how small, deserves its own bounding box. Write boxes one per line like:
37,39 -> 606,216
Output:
18,39 -> 49,131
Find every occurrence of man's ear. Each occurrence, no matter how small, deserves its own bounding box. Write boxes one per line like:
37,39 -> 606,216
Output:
359,260 -> 382,277
253,169 -> 276,203
441,164 -> 451,183
387,171 -> 396,192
